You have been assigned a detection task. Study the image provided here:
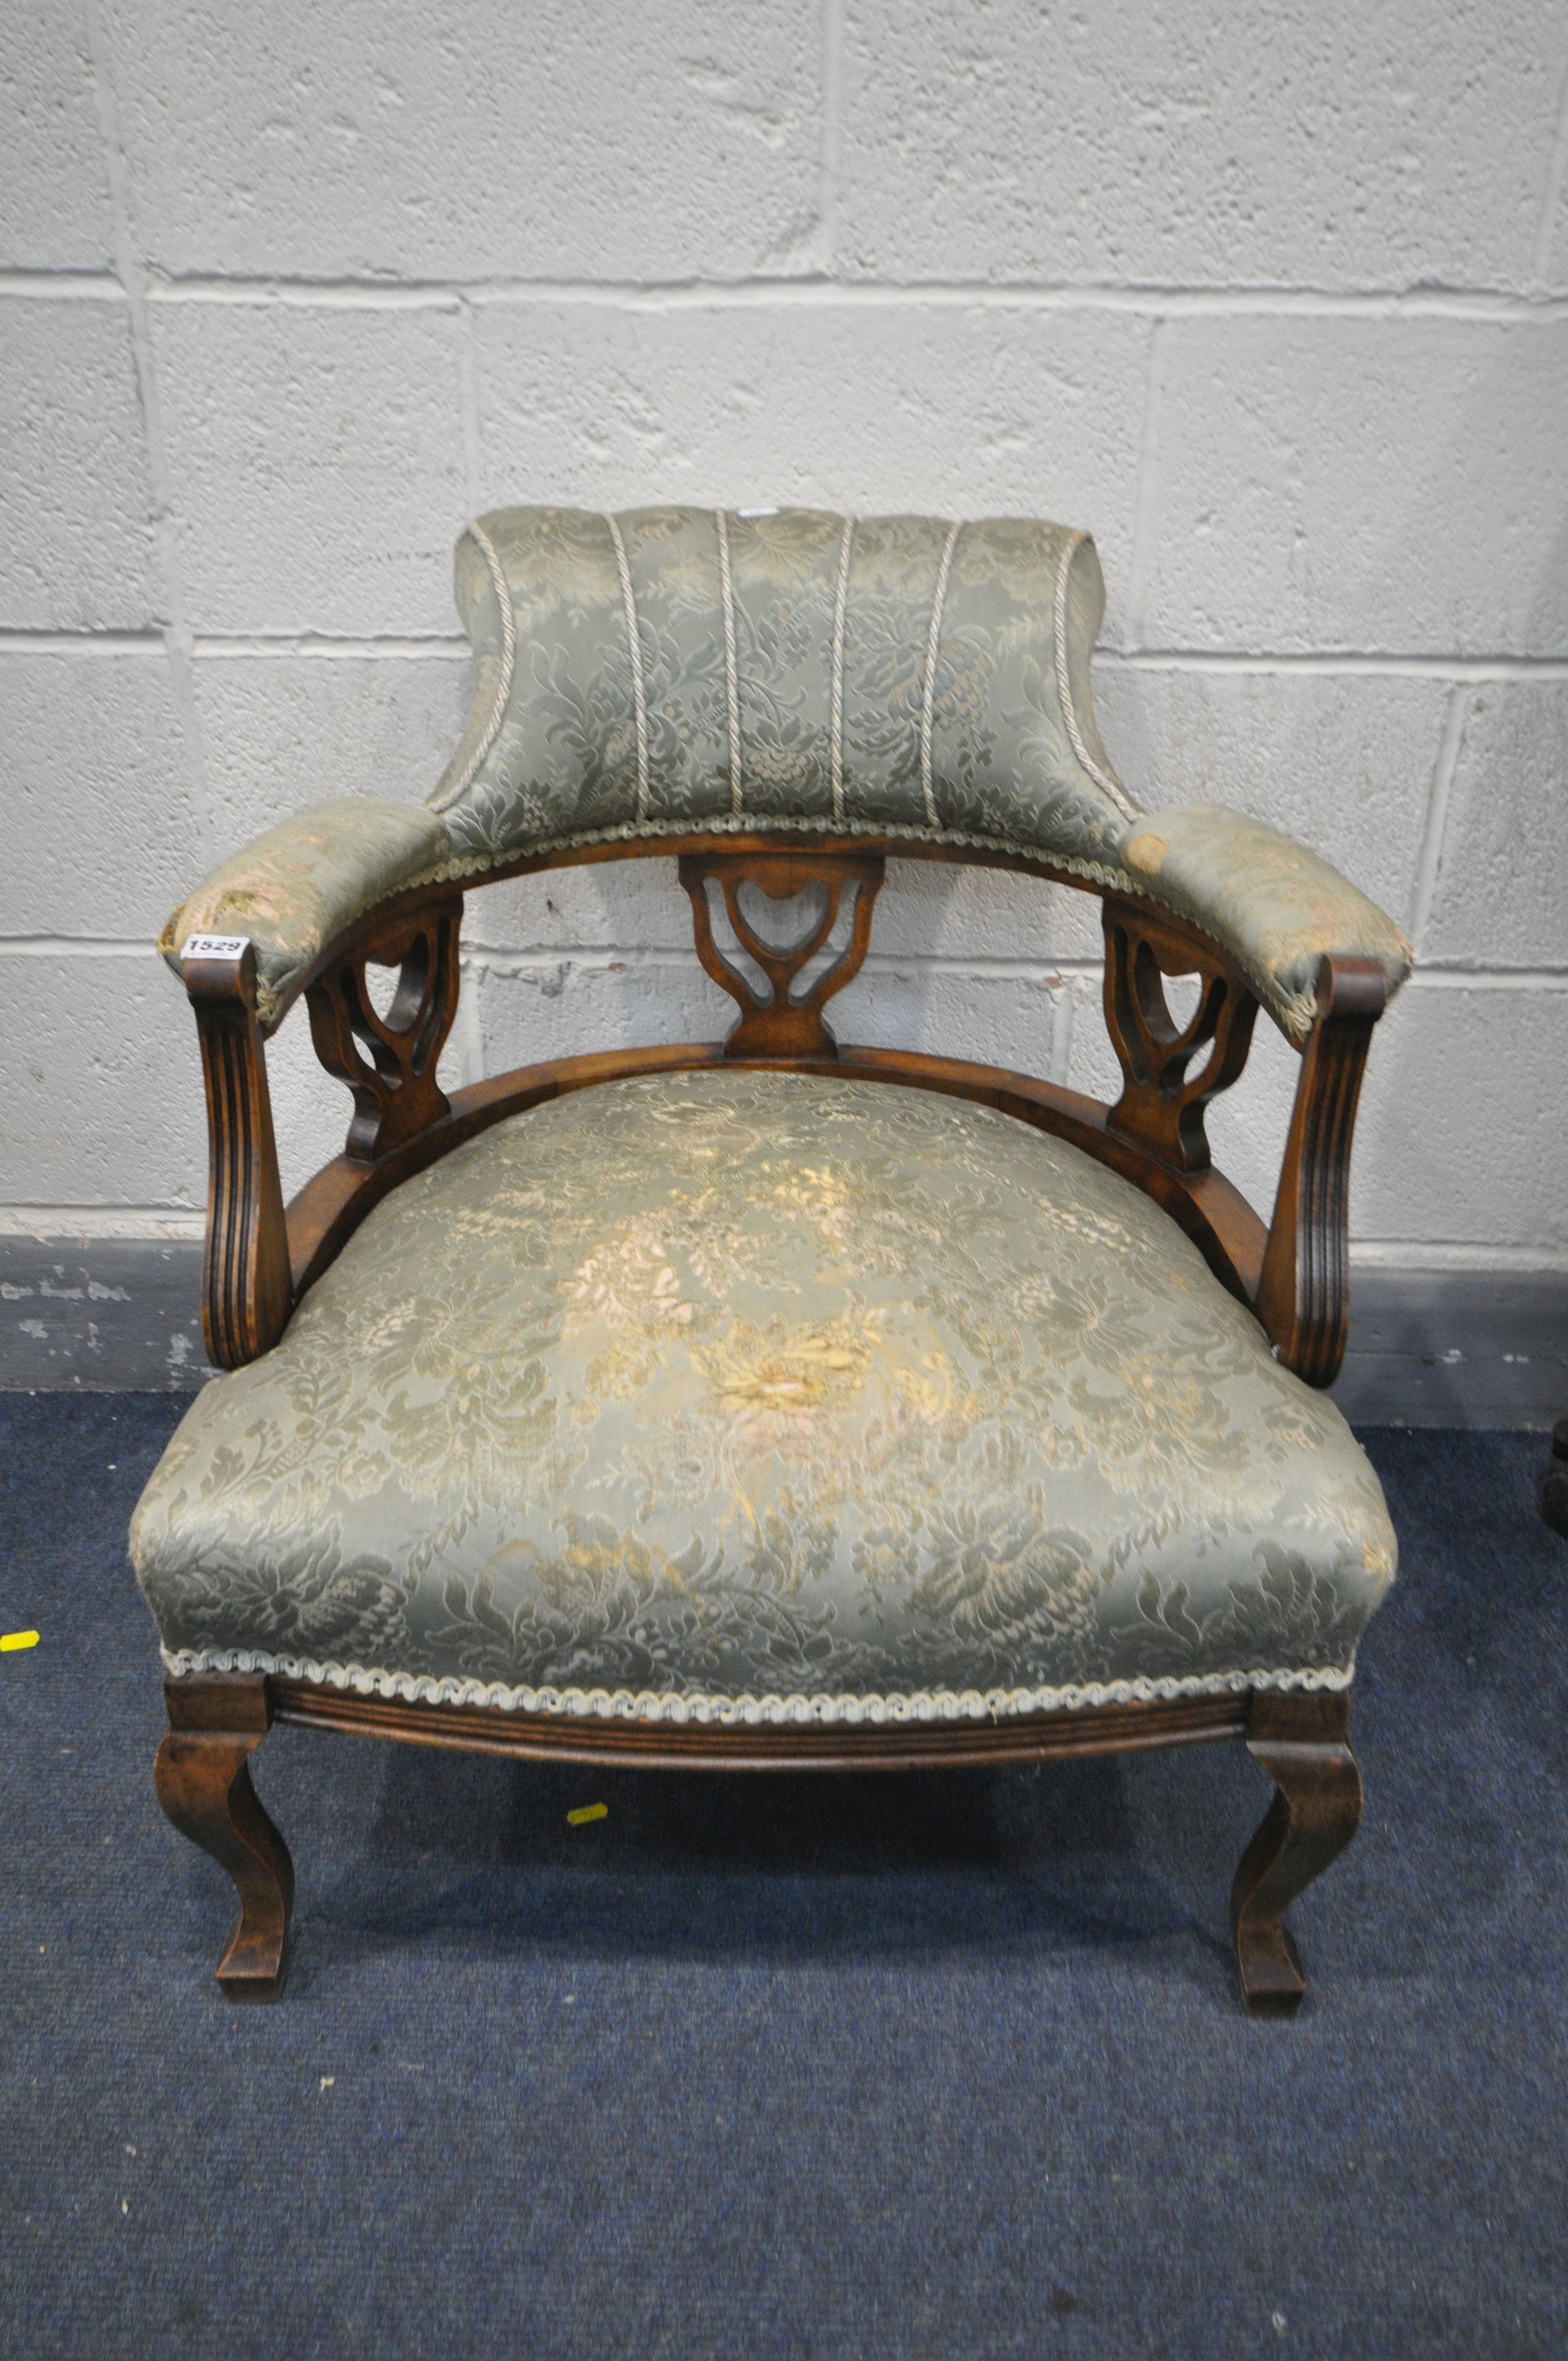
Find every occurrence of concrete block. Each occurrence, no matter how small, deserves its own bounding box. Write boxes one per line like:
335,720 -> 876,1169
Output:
259,1001 -> 464,1209
471,859 -> 698,958
1423,682 -> 1568,968
192,651 -> 471,848
475,951 -> 727,1075
0,13 -> 116,268
468,856 -> 1102,969
0,1237 -> 208,1397
1065,967 -> 1568,1261
472,946 -> 1069,1082
1540,164 -> 1568,293
0,297 -> 157,629
0,1239 -> 210,1391
472,300 -> 1151,630
1092,663 -> 1447,929
103,0 -> 822,282
0,949 -> 466,1227
872,861 -> 1102,965
1140,317 -> 1568,656
1330,1270 -> 1568,1431
0,953 -> 205,1211
1062,970 -> 1120,1112
1202,1014 -> 1300,1228
836,960 -> 1067,1076
151,304 -> 468,634
0,651 -> 202,939
839,2 -> 1566,292
1352,982 -> 1567,1258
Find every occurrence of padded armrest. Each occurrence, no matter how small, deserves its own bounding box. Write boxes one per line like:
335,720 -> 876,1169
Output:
156,798 -> 453,1033
1121,804 -> 1412,1040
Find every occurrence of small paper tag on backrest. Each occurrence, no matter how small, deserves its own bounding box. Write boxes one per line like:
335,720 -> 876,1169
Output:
181,933 -> 252,961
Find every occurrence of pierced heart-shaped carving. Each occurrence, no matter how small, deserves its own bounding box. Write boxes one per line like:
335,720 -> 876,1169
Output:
733,877 -> 829,955
679,850 -> 885,1059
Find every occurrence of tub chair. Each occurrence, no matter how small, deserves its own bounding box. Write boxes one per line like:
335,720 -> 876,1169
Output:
130,505 -> 1410,2010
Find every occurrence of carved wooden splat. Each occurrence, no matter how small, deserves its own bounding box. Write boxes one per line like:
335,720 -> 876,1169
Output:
678,850 -> 884,1058
1101,894 -> 1259,1172
306,896 -> 462,1161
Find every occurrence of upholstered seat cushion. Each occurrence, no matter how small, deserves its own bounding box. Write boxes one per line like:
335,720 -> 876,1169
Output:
131,1073 -> 1396,1725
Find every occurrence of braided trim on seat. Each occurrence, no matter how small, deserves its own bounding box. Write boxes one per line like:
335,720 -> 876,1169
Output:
161,1645 -> 1353,1722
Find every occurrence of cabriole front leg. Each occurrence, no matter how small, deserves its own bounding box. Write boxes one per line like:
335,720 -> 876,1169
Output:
154,1672 -> 295,2001
1231,1690 -> 1362,2016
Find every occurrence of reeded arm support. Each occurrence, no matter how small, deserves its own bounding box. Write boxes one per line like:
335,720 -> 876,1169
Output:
1256,955 -> 1388,1387
184,939 -> 292,1369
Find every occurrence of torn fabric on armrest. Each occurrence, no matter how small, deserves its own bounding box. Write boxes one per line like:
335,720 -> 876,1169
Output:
157,799 -> 454,1033
1122,804 -> 1412,1041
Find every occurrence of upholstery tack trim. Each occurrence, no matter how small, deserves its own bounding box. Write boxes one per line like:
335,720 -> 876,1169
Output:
408,815 -> 1321,1039
605,512 -> 651,822
830,514 -> 855,825
715,509 -> 743,817
919,521 -> 962,825
160,1647 -> 1354,1723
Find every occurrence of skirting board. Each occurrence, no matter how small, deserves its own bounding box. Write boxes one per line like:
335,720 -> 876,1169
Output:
1,1236 -> 1564,1431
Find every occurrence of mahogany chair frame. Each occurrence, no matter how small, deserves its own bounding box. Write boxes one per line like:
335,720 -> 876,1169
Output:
158,831 -> 1385,2010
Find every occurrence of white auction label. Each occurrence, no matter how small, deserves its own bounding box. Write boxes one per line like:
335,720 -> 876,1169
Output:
180,934 -> 252,961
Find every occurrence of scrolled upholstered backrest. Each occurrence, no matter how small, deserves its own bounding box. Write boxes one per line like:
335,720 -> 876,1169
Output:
429,505 -> 1141,882
156,499 -> 1414,1046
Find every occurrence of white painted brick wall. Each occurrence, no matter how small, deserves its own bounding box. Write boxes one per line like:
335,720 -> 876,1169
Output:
3,1 -> 1565,1270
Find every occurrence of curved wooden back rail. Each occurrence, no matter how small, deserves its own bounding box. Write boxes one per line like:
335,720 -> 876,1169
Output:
183,830 -> 1386,1385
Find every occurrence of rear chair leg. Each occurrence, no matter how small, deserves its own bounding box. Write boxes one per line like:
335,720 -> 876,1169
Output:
154,1672 -> 295,2002
1231,1690 -> 1362,2016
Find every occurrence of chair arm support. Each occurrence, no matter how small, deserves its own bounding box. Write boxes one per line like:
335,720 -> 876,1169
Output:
1119,804 -> 1411,1045
158,798 -> 454,1037
183,941 -> 292,1369
1255,955 -> 1388,1386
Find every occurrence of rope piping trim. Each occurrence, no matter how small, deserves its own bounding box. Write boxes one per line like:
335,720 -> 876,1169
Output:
360,514 -> 1359,1047
605,512 -> 651,822
919,520 -> 963,827
161,1645 -> 1354,1722
1053,530 -> 1139,824
714,509 -> 744,815
830,514 -> 854,825
439,517 -> 1133,834
427,519 -> 516,814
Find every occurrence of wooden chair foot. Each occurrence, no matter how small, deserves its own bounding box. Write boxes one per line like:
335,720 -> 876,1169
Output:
154,1672 -> 295,2000
1231,1690 -> 1362,2016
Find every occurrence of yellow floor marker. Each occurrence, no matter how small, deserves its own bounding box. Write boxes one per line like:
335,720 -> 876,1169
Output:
2,1631 -> 39,1653
566,1802 -> 608,1826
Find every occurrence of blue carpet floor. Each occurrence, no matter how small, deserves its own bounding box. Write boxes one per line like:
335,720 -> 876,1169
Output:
2,1394 -> 1565,2359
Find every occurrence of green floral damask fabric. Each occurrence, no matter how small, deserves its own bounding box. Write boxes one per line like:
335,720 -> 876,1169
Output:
157,799 -> 450,1031
132,1072 -> 1396,1724
432,507 -> 1131,875
156,505 -> 1411,1039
